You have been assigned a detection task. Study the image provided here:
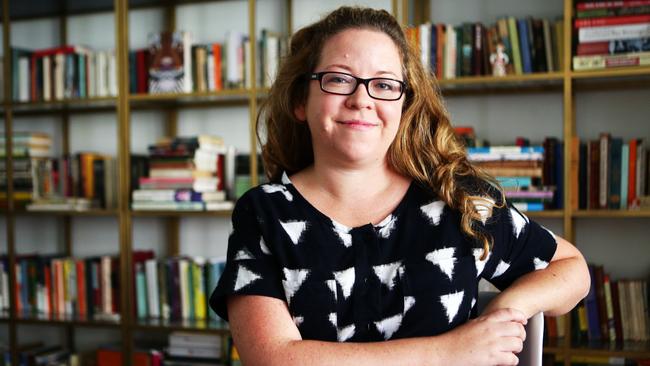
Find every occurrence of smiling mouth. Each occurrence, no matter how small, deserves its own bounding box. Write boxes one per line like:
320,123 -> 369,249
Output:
337,120 -> 378,127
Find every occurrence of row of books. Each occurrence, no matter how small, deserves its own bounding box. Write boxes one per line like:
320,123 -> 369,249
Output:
465,137 -> 563,211
406,16 -> 563,79
131,135 -> 236,211
133,250 -> 225,322
3,343 -> 79,366
573,135 -> 649,210
131,29 -> 286,95
573,1 -> 650,70
12,45 -> 117,103
1,254 -> 121,320
574,264 -> 649,342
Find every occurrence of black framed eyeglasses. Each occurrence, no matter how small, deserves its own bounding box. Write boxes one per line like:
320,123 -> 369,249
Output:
309,71 -> 406,101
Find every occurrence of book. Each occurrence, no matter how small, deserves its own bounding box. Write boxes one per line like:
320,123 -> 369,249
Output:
148,31 -> 192,93
578,23 -> 650,43
573,51 -> 650,70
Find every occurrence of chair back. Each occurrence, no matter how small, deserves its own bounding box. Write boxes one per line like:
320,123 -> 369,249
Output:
477,292 -> 544,366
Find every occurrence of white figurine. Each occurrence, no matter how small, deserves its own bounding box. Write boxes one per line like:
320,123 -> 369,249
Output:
490,43 -> 509,77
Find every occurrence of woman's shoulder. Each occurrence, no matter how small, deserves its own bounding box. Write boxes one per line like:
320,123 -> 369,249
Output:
234,175 -> 298,215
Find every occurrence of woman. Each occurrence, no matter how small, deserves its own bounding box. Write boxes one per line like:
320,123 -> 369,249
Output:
210,6 -> 589,365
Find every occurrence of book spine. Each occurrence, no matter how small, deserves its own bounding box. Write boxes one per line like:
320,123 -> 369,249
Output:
578,23 -> 650,42
621,143 -> 629,209
145,259 -> 160,318
577,0 -> 650,11
599,133 -> 611,209
575,14 -> 650,28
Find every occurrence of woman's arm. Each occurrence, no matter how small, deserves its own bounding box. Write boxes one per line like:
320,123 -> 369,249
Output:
482,236 -> 590,318
228,295 -> 528,366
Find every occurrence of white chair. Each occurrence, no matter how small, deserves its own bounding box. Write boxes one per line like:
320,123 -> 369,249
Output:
477,292 -> 544,366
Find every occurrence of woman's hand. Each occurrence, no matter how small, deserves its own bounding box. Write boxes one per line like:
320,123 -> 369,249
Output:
436,308 -> 528,366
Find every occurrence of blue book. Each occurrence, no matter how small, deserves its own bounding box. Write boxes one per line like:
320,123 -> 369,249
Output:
554,142 -> 564,209
430,23 -> 437,76
621,143 -> 629,210
135,262 -> 148,319
496,176 -> 533,189
517,19 -> 533,74
584,265 -> 602,340
468,146 -> 544,154
512,202 -> 544,211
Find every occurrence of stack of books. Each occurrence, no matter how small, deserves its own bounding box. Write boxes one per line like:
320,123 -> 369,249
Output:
132,135 -> 235,211
407,15 -> 563,78
0,132 -> 53,209
165,332 -> 225,365
573,0 -> 650,71
468,144 -> 557,212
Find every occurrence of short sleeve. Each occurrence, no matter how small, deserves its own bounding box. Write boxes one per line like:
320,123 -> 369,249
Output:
478,200 -> 558,291
209,193 -> 286,321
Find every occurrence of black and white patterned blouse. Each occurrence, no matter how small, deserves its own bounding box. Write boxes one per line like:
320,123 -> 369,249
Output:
209,173 -> 557,342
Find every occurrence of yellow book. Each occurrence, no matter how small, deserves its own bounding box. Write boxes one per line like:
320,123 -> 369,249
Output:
507,17 -> 522,75
193,259 -> 206,320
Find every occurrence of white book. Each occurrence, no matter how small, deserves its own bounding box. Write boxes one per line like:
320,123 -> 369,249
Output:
183,31 -> 194,93
132,189 -> 176,202
265,35 -> 279,88
167,345 -> 221,359
145,259 -> 160,318
54,54 -> 65,100
543,19 -> 554,72
18,56 -> 30,102
43,56 -> 51,101
226,31 -> 244,87
578,22 -> 650,43
108,50 -> 117,96
419,23 -> 430,70
207,53 -> 215,91
178,259 -> 190,319
205,201 -> 234,211
97,51 -> 107,97
169,332 -> 222,348
445,24 -> 457,79
101,256 -> 112,314
0,262 -> 8,310
244,38 -> 252,89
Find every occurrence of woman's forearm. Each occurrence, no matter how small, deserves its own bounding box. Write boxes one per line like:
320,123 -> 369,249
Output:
484,255 -> 590,318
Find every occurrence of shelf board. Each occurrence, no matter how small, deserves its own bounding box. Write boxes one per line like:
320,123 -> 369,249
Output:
7,97 -> 117,115
134,318 -> 230,335
525,210 -> 564,219
12,209 -> 120,217
569,341 -> 650,359
129,89 -> 253,108
438,72 -> 565,95
543,337 -> 567,355
131,209 -> 233,217
13,312 -> 121,328
571,66 -> 650,80
572,210 -> 650,218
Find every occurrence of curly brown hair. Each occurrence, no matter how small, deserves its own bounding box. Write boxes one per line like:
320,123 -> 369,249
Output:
256,6 -> 502,257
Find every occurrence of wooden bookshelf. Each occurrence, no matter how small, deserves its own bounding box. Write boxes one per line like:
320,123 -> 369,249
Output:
2,0 -> 650,365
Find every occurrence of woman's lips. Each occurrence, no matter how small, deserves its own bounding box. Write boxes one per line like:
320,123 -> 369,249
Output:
337,120 -> 378,129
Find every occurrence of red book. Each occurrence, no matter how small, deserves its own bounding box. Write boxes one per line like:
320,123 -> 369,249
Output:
136,49 -> 148,94
576,42 -> 611,55
436,24 -> 445,79
76,260 -> 87,317
44,262 -> 52,315
628,139 -> 638,207
212,43 -> 223,91
575,14 -> 650,28
577,0 -> 650,11
97,348 -> 151,366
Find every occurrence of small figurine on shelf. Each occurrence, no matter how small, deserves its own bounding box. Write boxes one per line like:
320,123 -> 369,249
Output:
490,43 -> 509,77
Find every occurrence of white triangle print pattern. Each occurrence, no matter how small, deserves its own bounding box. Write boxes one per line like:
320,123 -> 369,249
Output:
293,316 -> 304,327
440,290 -> 464,323
262,184 -> 294,201
375,314 -> 403,340
404,296 -> 416,313
280,220 -> 308,245
471,297 -> 476,309
333,267 -> 355,299
420,200 -> 446,225
234,265 -> 262,291
473,248 -> 491,277
332,221 -> 352,248
281,172 -> 292,185
534,257 -> 549,270
328,313 -> 355,342
472,197 -> 495,224
491,260 -> 511,279
373,261 -> 401,290
234,248 -> 254,260
260,237 -> 271,255
425,247 -> 457,280
509,208 -> 528,239
376,214 -> 398,239
282,268 -> 310,305
326,280 -> 338,301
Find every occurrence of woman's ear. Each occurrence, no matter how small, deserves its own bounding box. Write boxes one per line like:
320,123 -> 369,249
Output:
294,104 -> 306,122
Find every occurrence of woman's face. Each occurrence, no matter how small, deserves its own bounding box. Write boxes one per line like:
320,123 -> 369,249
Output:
295,28 -> 405,168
